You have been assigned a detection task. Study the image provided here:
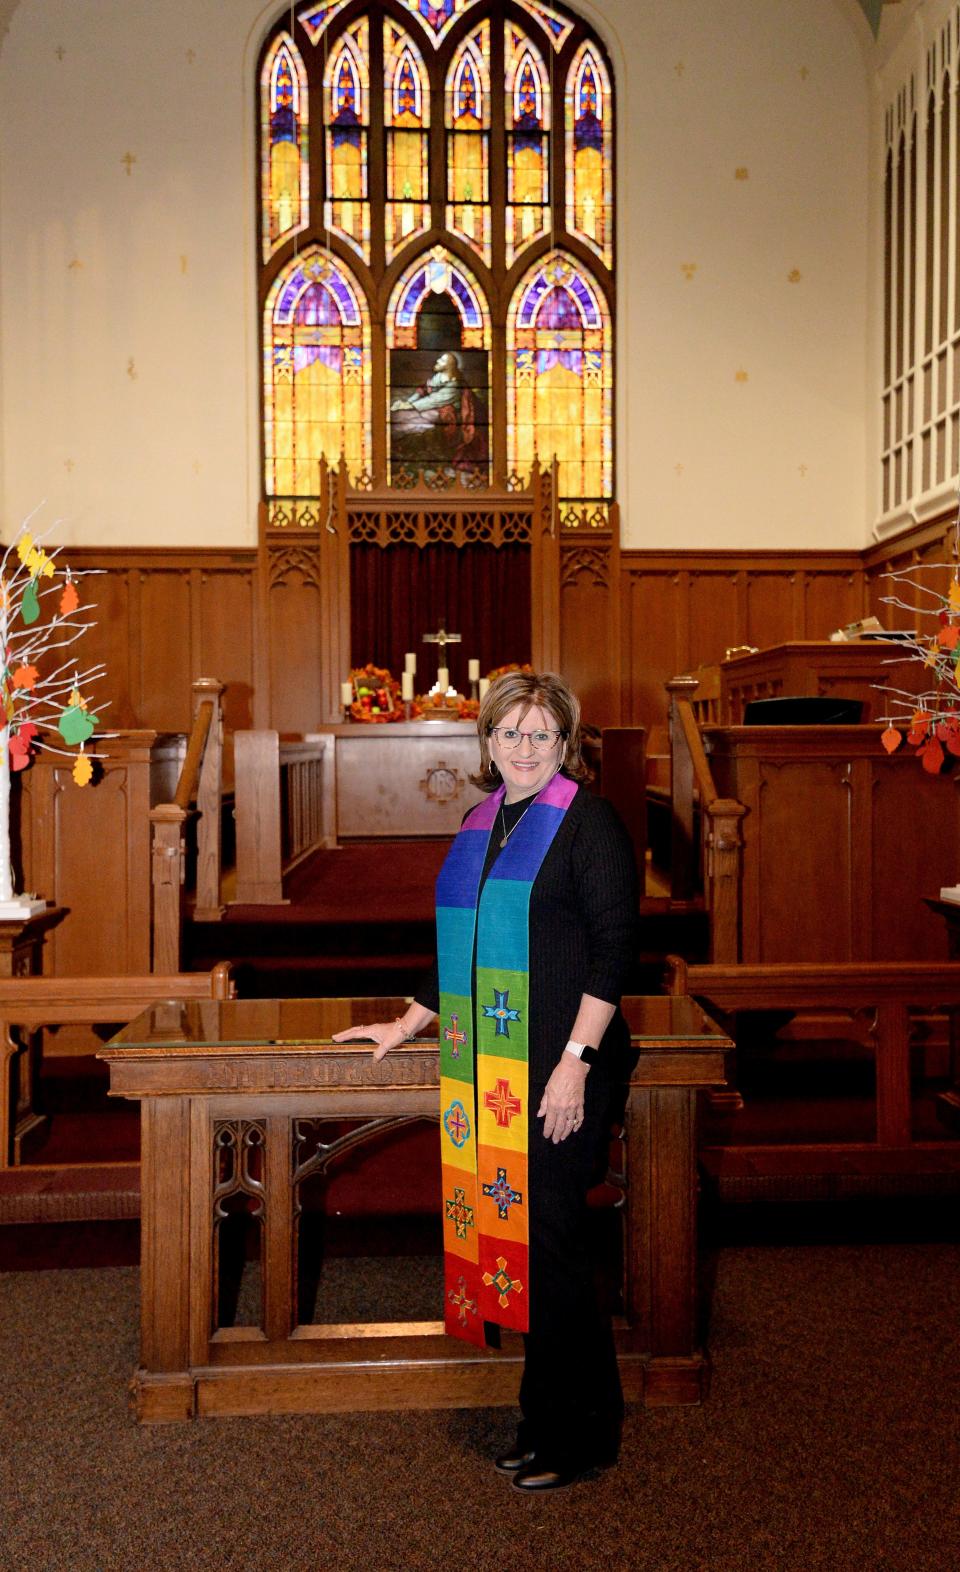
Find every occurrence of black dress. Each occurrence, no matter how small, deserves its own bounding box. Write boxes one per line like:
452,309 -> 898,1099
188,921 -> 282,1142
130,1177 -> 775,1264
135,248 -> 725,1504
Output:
416,780 -> 639,1467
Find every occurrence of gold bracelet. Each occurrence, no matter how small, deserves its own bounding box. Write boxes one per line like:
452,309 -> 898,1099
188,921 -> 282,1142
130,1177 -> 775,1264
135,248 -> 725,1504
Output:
394,1016 -> 414,1042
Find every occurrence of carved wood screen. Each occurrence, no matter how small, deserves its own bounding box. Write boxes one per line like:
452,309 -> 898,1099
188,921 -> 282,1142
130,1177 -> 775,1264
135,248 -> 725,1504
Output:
259,457 -> 560,724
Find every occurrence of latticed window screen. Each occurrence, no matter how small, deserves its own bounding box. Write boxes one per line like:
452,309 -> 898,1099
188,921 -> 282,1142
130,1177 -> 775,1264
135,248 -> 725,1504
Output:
258,0 -> 615,504
883,8 -> 960,517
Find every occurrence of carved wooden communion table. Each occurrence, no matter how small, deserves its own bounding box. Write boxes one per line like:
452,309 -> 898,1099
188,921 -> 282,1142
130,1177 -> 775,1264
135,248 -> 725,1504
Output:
101,995 -> 731,1423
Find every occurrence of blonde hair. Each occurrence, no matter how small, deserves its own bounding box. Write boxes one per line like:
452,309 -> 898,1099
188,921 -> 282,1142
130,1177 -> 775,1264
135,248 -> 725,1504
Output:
471,670 -> 592,790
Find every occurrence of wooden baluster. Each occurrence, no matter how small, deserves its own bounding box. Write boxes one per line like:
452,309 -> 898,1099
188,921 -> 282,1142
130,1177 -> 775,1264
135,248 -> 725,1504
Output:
665,676 -> 701,900
150,803 -> 187,974
192,678 -> 225,922
233,731 -> 286,906
704,798 -> 746,964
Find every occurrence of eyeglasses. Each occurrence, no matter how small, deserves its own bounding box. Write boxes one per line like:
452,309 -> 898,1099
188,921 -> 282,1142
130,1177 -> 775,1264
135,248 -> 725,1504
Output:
489,727 -> 564,752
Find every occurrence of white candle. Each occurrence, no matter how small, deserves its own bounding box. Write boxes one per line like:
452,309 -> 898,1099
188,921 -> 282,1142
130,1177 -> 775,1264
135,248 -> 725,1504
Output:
404,651 -> 416,673
340,680 -> 353,706
446,685 -> 457,699
468,658 -> 480,682
478,677 -> 490,700
401,671 -> 414,701
437,666 -> 449,691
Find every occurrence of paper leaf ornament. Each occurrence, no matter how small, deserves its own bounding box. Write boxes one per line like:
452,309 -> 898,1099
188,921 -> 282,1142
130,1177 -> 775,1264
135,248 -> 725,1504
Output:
938,624 -> 960,650
920,737 -> 945,774
60,581 -> 79,616
57,704 -> 97,746
11,665 -> 38,690
20,581 -> 39,624
72,751 -> 93,787
950,580 -> 960,611
880,726 -> 902,754
9,732 -> 33,771
16,533 -> 33,564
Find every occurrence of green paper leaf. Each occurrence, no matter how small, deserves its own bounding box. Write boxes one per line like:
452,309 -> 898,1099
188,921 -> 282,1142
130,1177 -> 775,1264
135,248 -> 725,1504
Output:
21,581 -> 39,625
57,706 -> 97,746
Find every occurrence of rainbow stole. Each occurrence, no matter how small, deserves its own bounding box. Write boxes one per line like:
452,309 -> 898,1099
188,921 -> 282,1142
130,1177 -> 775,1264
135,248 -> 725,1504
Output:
436,772 -> 577,1347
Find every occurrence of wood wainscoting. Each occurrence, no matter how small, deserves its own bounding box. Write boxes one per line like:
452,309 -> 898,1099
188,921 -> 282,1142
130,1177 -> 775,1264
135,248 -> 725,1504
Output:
62,508 -> 959,742
619,550 -> 866,736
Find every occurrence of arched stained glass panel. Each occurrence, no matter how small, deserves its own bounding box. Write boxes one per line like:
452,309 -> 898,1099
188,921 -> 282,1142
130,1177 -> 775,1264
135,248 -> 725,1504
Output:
445,21 -> 491,266
260,34 -> 309,262
566,43 -> 613,268
384,22 -> 431,262
507,253 -> 612,500
264,249 -> 371,495
387,249 -> 491,485
505,25 -> 550,268
324,18 -> 370,262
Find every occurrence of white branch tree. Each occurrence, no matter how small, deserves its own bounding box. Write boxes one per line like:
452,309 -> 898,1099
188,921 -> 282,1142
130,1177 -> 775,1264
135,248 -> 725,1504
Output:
0,524 -> 109,916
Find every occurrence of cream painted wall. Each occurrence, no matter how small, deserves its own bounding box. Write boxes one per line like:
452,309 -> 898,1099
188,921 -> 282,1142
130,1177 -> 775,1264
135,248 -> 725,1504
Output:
0,0 -> 871,550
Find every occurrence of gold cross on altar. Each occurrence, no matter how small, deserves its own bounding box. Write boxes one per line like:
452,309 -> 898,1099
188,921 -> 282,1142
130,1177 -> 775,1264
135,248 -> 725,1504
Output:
422,622 -> 461,660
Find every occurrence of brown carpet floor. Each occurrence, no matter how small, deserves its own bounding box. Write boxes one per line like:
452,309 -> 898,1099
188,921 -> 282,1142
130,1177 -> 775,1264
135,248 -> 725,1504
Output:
2,1235 -> 959,1572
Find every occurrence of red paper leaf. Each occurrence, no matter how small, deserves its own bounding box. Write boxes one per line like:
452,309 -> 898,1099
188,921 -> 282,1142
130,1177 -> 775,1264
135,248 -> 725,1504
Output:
881,726 -> 902,754
907,725 -> 928,746
920,737 -> 945,774
9,734 -> 32,770
59,581 -> 79,616
946,731 -> 960,757
17,722 -> 38,744
11,664 -> 37,690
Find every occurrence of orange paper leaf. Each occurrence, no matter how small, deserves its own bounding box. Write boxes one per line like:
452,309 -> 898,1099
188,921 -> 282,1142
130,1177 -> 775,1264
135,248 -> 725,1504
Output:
11,664 -> 38,690
59,581 -> 79,616
938,625 -> 960,650
920,737 -> 945,774
881,726 -> 902,754
72,751 -> 93,787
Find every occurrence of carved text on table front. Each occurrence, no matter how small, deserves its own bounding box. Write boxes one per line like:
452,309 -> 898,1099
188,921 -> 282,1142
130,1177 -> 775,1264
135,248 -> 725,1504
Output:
196,1050 -> 439,1092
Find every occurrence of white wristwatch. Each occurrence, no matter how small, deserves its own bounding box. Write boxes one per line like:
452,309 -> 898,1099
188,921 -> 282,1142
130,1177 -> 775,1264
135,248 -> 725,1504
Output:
564,1039 -> 598,1066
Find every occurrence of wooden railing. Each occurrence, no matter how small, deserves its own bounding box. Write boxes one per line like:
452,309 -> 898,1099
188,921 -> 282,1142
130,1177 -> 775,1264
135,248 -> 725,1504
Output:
149,678 -> 225,972
0,963 -> 235,1171
665,676 -> 745,960
665,958 -> 960,1194
233,731 -> 331,905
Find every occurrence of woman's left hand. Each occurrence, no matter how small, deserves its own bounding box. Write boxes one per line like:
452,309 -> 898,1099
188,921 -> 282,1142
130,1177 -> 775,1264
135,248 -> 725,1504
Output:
537,1054 -> 589,1144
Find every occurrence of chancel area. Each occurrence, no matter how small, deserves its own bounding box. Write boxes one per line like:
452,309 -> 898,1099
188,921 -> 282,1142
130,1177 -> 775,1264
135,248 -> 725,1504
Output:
1,0 -> 960,1565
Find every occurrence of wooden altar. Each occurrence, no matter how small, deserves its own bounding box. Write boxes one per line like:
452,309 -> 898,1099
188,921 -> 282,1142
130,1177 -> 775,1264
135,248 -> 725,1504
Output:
101,994 -> 732,1422
308,721 -> 485,841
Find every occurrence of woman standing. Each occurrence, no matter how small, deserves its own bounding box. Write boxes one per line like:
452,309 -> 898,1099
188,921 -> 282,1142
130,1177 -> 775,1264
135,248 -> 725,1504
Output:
335,671 -> 638,1491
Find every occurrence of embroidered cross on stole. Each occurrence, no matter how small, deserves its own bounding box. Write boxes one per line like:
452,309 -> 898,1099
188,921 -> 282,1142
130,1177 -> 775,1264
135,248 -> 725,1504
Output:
436,772 -> 578,1347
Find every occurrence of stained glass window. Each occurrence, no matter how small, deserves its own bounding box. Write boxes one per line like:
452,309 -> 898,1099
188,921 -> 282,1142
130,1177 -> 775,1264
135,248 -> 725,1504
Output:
566,43 -> 613,268
324,18 -> 370,262
298,1 -> 353,43
505,25 -> 550,268
445,21 -> 491,266
384,22 -> 431,263
507,252 -> 612,501
396,0 -> 476,46
259,3 -> 615,507
387,249 -> 491,484
260,34 -> 309,262
264,249 -> 371,495
522,1 -> 575,51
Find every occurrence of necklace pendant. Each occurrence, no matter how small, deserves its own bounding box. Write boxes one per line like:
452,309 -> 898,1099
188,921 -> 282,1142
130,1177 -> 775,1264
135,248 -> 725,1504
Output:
499,835 -> 508,849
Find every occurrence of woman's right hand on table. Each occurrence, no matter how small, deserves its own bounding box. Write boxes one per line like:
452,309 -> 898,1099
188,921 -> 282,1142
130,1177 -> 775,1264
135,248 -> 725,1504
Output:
331,1019 -> 409,1062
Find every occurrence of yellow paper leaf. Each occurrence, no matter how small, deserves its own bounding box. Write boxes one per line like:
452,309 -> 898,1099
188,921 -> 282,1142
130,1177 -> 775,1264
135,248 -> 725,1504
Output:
72,751 -> 93,787
16,533 -> 32,564
926,642 -> 939,666
25,547 -> 42,576
950,580 -> 960,611
40,555 -> 55,579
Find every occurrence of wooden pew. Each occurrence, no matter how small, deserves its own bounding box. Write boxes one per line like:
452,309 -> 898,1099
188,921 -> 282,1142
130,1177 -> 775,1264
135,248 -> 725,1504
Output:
666,958 -> 960,1196
0,964 -> 235,1194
